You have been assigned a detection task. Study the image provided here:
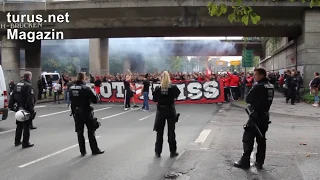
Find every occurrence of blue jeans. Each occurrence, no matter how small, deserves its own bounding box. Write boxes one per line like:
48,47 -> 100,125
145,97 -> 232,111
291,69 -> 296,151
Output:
67,92 -> 70,106
315,95 -> 319,103
64,89 -> 68,103
142,92 -> 149,110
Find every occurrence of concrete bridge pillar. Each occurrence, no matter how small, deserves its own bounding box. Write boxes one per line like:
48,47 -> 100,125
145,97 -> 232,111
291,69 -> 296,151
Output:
1,36 -> 21,84
301,9 -> 320,83
25,41 -> 41,100
89,38 -> 109,76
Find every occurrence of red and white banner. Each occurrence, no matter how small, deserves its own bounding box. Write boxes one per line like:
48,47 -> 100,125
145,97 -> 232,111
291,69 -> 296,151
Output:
86,80 -> 225,104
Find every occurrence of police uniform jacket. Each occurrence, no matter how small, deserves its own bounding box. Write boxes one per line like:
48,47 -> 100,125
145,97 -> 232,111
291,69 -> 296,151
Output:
246,78 -> 274,114
9,79 -> 36,113
245,78 -> 274,129
69,80 -> 97,113
152,84 -> 180,131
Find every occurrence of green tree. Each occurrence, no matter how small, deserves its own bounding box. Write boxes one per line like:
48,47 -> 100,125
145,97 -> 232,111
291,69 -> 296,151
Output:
171,56 -> 183,72
253,56 -> 260,67
42,57 -> 79,76
109,53 -> 125,74
42,57 -> 61,72
208,0 -> 320,25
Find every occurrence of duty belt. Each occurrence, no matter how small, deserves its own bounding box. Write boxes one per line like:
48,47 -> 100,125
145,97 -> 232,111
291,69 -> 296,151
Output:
157,104 -> 174,108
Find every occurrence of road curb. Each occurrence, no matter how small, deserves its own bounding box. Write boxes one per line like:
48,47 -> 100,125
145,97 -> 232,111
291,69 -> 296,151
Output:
231,102 -> 319,119
231,102 -> 246,109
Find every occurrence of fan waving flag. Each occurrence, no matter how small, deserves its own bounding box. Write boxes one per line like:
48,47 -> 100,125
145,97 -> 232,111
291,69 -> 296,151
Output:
206,69 -> 211,76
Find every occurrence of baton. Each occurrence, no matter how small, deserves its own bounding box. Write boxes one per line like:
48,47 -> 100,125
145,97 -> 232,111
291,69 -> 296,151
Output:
245,108 -> 267,141
127,69 -> 132,75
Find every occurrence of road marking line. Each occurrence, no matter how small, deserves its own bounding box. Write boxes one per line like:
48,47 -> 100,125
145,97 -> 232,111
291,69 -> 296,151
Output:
139,113 -> 155,121
195,129 -> 211,144
93,107 -> 112,112
38,110 -> 71,118
18,136 -> 101,168
0,129 -> 15,135
39,107 -> 111,118
9,105 -> 46,114
101,108 -> 138,119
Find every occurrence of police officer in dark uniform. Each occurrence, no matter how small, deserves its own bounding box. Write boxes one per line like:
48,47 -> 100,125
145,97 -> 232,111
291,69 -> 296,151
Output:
234,68 -> 274,169
69,72 -> 104,156
153,71 -> 180,158
9,71 -> 35,148
286,71 -> 298,105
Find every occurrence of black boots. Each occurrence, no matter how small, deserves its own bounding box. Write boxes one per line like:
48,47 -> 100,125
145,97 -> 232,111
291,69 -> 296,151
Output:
234,160 -> 263,169
14,142 -> 22,146
22,143 -> 34,148
154,152 -> 178,158
254,162 -> 263,169
234,160 -> 250,169
155,153 -> 161,158
92,150 -> 105,155
170,152 -> 179,158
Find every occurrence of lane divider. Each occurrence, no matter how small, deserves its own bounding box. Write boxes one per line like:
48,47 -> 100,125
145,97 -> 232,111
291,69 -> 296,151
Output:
194,129 -> 211,144
101,108 -> 138,120
38,110 -> 71,118
18,136 -> 101,168
38,107 -> 112,118
93,107 -> 111,112
139,113 -> 155,121
0,129 -> 16,135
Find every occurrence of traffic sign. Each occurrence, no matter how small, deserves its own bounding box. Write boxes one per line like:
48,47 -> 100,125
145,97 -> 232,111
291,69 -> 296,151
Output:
242,50 -> 254,67
230,60 -> 241,66
216,61 -> 226,66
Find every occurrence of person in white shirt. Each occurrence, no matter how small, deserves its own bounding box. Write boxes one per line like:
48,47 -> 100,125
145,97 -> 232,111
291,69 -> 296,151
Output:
53,81 -> 61,104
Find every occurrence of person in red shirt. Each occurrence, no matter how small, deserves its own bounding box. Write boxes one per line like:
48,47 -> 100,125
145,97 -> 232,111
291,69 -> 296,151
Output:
221,73 -> 231,102
244,73 -> 254,99
94,76 -> 102,103
278,74 -> 285,93
227,71 -> 240,100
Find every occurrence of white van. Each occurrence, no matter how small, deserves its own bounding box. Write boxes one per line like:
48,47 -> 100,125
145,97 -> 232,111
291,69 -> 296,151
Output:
42,72 -> 60,85
0,65 -> 8,121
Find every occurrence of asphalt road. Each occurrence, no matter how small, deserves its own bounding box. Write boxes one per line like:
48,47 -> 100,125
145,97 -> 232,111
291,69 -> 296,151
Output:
166,106 -> 320,180
0,103 -> 219,180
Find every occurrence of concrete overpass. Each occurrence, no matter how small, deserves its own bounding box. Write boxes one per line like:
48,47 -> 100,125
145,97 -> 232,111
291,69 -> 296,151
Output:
0,0 -> 306,38
41,39 -> 262,56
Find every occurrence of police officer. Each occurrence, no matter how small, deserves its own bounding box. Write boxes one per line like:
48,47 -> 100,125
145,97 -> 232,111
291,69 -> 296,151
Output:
9,71 -> 35,148
69,72 -> 104,156
153,71 -> 180,158
234,68 -> 274,169
286,71 -> 298,105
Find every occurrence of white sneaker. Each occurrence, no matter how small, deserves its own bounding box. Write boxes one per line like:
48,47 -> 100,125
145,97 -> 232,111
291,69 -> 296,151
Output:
124,108 -> 128,111
313,104 -> 319,107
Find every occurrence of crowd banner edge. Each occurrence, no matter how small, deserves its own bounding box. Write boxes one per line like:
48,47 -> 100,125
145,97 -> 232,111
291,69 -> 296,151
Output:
86,80 -> 225,104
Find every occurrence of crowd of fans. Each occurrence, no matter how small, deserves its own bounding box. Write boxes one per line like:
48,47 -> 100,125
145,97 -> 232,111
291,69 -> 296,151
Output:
7,69 -> 319,107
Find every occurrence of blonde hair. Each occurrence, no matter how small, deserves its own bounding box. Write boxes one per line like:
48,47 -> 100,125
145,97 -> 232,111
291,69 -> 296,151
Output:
160,71 -> 171,89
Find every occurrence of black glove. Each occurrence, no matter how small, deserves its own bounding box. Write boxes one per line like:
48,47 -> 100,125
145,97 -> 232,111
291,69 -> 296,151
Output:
29,111 -> 36,120
9,104 -> 18,112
